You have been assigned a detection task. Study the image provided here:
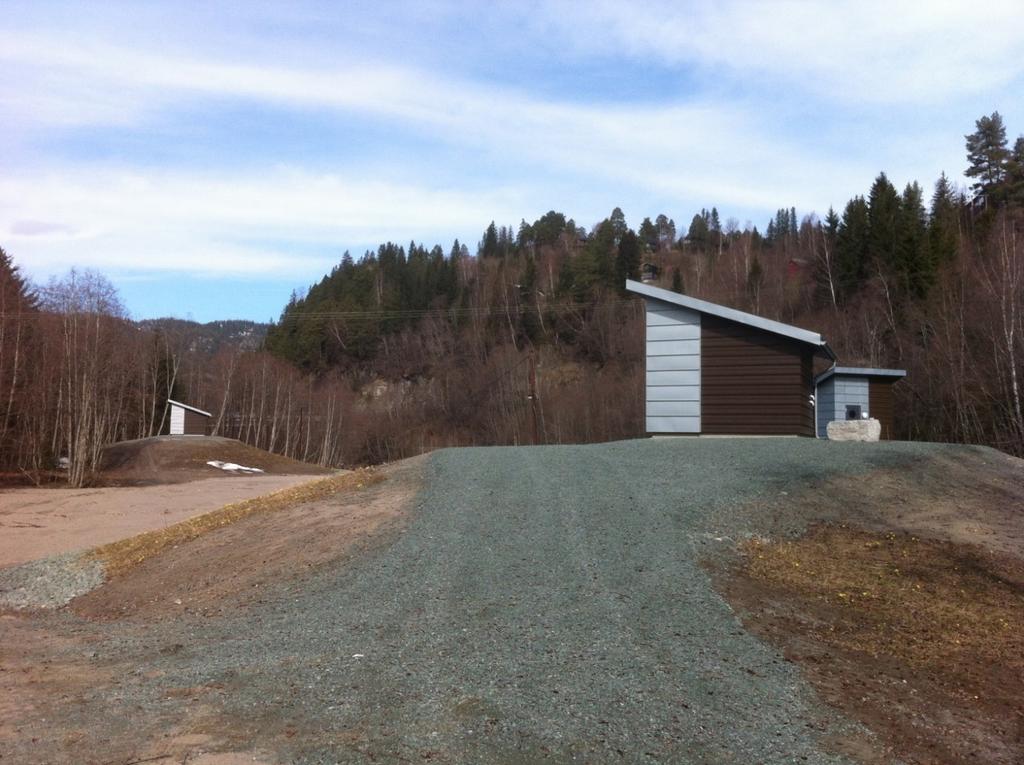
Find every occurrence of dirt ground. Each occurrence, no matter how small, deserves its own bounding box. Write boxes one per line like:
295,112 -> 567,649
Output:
73,464 -> 414,620
99,436 -> 332,485
1,458 -> 421,765
716,449 -> 1024,765
0,473 -> 325,567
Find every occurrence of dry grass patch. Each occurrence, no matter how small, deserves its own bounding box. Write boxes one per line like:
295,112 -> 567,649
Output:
728,524 -> 1024,765
90,469 -> 384,578
741,525 -> 1024,668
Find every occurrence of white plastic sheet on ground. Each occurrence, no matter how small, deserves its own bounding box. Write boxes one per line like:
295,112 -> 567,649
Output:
206,460 -> 264,473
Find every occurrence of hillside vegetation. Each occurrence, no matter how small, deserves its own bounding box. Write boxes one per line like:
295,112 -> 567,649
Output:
0,112 -> 1022,481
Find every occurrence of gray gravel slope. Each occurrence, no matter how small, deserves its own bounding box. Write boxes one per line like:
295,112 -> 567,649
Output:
98,438 -> 966,763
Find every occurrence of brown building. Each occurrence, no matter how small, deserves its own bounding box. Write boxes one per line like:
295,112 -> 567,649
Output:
626,280 -> 904,438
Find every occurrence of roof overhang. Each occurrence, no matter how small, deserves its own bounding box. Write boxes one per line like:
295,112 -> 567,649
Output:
168,399 -> 212,417
626,279 -> 835,358
814,366 -> 907,385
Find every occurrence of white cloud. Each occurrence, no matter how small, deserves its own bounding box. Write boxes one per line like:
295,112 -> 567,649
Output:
541,0 -> 1024,105
0,29 -> 862,210
0,168 -> 530,277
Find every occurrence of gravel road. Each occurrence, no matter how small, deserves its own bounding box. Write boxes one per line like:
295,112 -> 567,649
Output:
59,437 -> 966,764
6,440 -> 991,761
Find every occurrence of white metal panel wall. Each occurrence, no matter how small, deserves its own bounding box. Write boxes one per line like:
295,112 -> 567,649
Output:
169,404 -> 185,435
645,298 -> 701,433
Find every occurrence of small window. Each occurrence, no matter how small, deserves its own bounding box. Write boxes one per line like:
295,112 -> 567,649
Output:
846,405 -> 862,420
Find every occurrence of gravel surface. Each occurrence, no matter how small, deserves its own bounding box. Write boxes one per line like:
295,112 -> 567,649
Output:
78,437 -> 963,764
0,552 -> 105,610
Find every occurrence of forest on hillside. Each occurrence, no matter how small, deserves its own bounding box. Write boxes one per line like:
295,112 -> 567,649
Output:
1,112 -> 1022,484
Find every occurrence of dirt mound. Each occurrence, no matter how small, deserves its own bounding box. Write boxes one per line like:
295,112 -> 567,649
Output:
99,436 -> 331,485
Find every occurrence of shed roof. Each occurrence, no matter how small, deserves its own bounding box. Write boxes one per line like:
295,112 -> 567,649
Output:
626,279 -> 836,359
814,366 -> 907,385
167,399 -> 212,418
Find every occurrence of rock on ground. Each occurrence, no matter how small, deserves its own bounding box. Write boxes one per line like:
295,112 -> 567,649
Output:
826,418 -> 881,441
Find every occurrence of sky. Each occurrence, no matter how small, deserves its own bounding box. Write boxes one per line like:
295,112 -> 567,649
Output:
3,1 -> 1024,322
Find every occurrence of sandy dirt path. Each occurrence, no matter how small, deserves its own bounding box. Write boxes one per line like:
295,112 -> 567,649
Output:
0,474 -> 329,567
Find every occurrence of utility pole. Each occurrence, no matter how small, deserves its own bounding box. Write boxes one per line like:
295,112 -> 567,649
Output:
528,347 -> 540,445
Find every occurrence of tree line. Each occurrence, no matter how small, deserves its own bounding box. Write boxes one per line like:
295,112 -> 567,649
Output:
1,111 -> 1022,485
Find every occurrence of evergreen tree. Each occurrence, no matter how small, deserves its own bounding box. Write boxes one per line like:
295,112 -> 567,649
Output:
480,221 -> 499,258
670,266 -> 684,294
687,213 -> 709,248
897,182 -> 932,298
565,219 -> 578,243
517,219 -> 533,250
1007,136 -> 1024,204
867,172 -> 901,273
824,207 -> 839,241
929,173 -> 959,265
654,214 -> 675,248
708,207 -> 722,256
608,207 -> 628,244
532,210 -> 567,248
770,208 -> 789,246
0,246 -> 36,311
638,217 -> 658,251
965,111 -> 1010,200
835,196 -> 870,300
615,229 -> 641,288
564,219 -> 618,299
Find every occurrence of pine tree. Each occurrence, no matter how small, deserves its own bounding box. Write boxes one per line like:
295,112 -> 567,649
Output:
480,221 -> 499,258
671,267 -> 684,293
709,207 -> 723,257
532,211 -> 567,248
608,207 -> 628,244
687,213 -> 709,248
655,214 -> 675,248
835,196 -> 870,300
929,173 -> 959,265
867,172 -> 901,274
824,207 -> 839,240
897,182 -> 932,298
638,217 -> 658,251
615,229 -> 641,288
965,111 -> 1010,200
517,219 -> 533,250
709,207 -> 721,234
1007,136 -> 1024,204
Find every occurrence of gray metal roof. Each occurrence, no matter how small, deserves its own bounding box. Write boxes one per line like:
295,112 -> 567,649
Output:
626,279 -> 836,358
814,366 -> 907,385
167,399 -> 212,417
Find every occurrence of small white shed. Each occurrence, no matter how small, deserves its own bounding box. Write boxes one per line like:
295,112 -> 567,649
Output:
168,399 -> 212,436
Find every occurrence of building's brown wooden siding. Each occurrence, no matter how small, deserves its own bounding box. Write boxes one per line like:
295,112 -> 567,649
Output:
869,380 -> 895,440
183,409 -> 210,436
701,314 -> 815,436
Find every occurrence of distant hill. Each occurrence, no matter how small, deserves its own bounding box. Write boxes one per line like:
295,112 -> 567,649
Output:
137,318 -> 269,353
